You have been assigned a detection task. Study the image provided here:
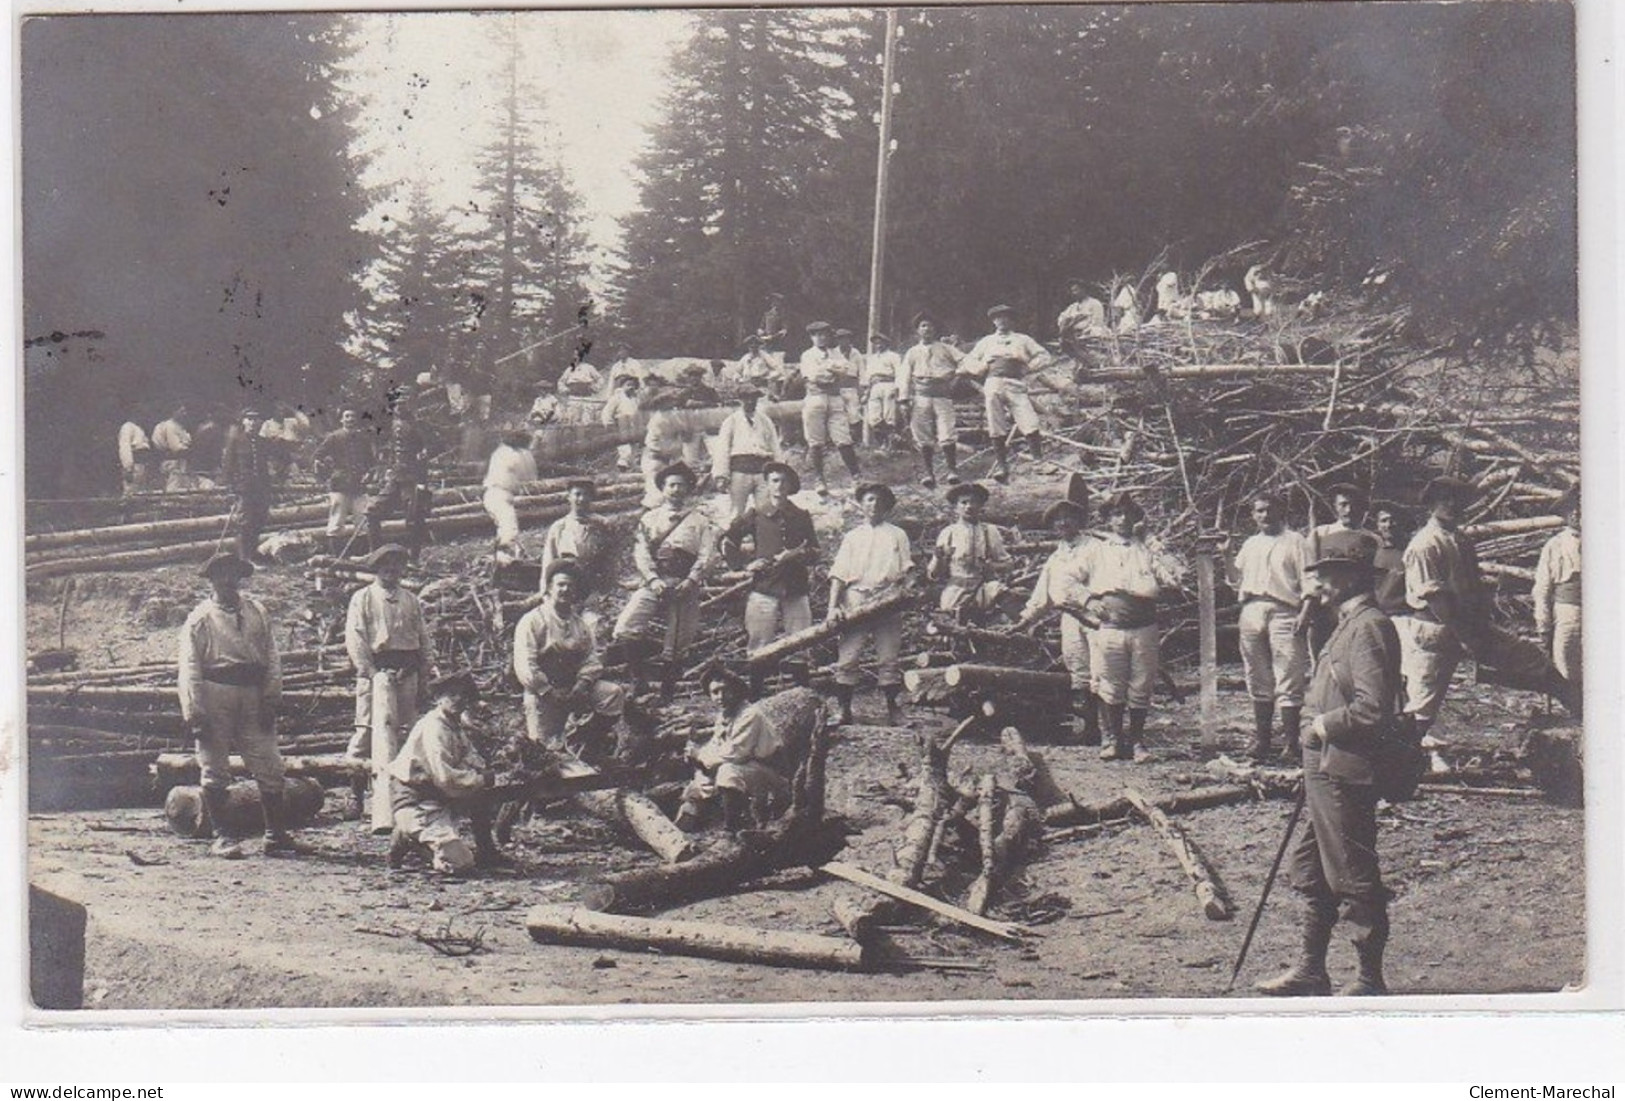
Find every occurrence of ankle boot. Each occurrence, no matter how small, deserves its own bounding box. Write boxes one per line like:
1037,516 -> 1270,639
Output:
1279,706 -> 1303,760
1248,701 -> 1275,761
838,444 -> 861,477
1127,707 -> 1148,760
1256,897 -> 1336,996
200,785 -> 232,842
1099,703 -> 1129,760
1026,431 -> 1044,460
1340,902 -> 1390,995
1073,690 -> 1102,746
259,784 -> 315,856
919,447 -> 937,488
833,685 -> 855,726
992,441 -> 1010,484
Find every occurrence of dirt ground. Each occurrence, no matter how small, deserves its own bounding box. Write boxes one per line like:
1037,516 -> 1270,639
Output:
23,447 -> 1588,1011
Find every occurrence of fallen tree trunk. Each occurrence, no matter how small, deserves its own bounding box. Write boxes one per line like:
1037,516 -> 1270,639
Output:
1042,783 -> 1258,828
558,756 -> 697,865
941,664 -> 1070,696
819,860 -> 1029,942
1123,786 -> 1235,921
163,777 -> 325,837
745,591 -> 915,669
1462,515 -> 1563,539
1084,364 -> 1342,383
150,752 -> 366,795
526,905 -> 866,971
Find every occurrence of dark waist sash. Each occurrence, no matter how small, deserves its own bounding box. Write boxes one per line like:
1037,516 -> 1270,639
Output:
202,663 -> 266,687
393,778 -> 445,814
811,381 -> 844,396
1096,593 -> 1157,630
914,377 -> 954,399
729,454 -> 768,475
1554,577 -> 1581,605
987,358 -> 1027,379
656,546 -> 699,580
373,649 -> 421,672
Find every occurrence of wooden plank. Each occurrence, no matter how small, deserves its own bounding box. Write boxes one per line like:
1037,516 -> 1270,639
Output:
818,860 -> 1031,942
1196,553 -> 1219,748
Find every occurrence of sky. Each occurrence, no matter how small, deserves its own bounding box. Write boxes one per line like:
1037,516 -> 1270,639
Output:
345,10 -> 693,274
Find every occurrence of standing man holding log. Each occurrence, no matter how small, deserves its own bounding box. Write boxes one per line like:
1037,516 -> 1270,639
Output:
1013,498 -> 1102,746
367,395 -> 434,564
798,321 -> 862,498
827,483 -> 914,727
1531,489 -> 1582,717
1223,493 -> 1312,762
711,386 -> 782,522
178,552 -> 312,858
613,461 -> 718,696
1394,475 -> 1481,746
344,543 -> 435,834
481,429 -> 539,564
723,461 -> 819,656
539,479 -> 612,607
962,304 -> 1050,484
1256,531 -> 1401,997
514,559 -> 629,761
219,406 -> 275,565
897,312 -> 964,489
312,407 -> 375,557
928,482 -> 1013,625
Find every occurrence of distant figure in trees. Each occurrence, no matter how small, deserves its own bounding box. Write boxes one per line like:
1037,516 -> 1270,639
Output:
311,407 -> 375,557
556,351 -> 605,426
760,293 -> 786,349
151,404 -> 193,489
366,396 -> 434,563
1112,285 -> 1142,333
116,416 -> 154,496
600,372 -> 642,472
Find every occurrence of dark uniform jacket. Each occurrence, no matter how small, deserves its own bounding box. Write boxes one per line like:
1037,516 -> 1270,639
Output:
219,426 -> 273,499
313,427 -> 376,494
1306,593 -> 1402,786
723,502 -> 818,600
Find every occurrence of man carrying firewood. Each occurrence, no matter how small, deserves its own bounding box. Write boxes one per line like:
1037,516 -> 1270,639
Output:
1532,489 -> 1581,717
1014,498 -> 1102,746
897,311 -> 965,489
514,559 -> 630,762
1222,493 -> 1313,762
178,552 -> 312,858
962,304 -> 1051,484
1257,531 -> 1401,997
538,478 -> 612,607
387,670 -> 514,875
613,461 -> 718,696
344,543 -> 435,833
928,482 -> 1013,625
675,666 -> 789,832
722,460 -> 819,656
827,482 -> 914,727
312,407 -> 376,556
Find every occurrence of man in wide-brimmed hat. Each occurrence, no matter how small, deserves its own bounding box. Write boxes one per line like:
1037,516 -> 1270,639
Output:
1015,496 -> 1103,745
962,303 -> 1052,484
1532,488 -> 1582,716
722,460 -> 819,664
827,482 -> 913,726
676,665 -> 791,833
1394,474 -> 1481,745
514,559 -> 630,762
928,482 -> 1013,624
897,311 -> 965,488
797,320 -> 862,496
178,552 -> 311,857
613,461 -> 719,695
1222,492 -> 1312,762
539,478 -> 612,605
1256,530 -> 1400,998
711,385 -> 782,521
344,543 -> 435,833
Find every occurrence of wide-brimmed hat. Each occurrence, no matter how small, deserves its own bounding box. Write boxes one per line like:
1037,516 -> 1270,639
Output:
1307,530 -> 1377,573
1043,500 -> 1088,527
200,551 -> 254,580
855,482 -> 898,514
1099,491 -> 1144,521
655,461 -> 696,488
698,663 -> 748,697
365,543 -> 410,569
736,385 -> 764,401
986,304 -> 1016,319
1421,475 -> 1475,506
946,481 -> 990,507
427,670 -> 479,703
565,478 -> 597,497
763,460 -> 801,495
543,557 -> 584,587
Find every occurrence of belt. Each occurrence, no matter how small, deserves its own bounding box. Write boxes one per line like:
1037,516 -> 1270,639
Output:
373,650 -> 421,671
811,382 -> 844,395
1554,578 -> 1581,604
1243,594 -> 1298,611
988,359 -> 1027,379
202,663 -> 266,687
729,454 -> 768,475
914,378 -> 953,398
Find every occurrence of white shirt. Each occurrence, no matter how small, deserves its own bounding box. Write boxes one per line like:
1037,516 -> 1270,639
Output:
601,390 -> 641,425
345,581 -> 432,676
1228,529 -> 1311,606
831,522 -> 912,598
1086,535 -> 1173,599
712,408 -> 782,477
635,505 -> 717,582
1532,526 -> 1581,633
862,350 -> 902,385
152,418 -> 191,454
897,341 -> 964,400
964,331 -> 1051,376
389,708 -> 486,800
1022,538 -> 1095,620
177,595 -> 282,721
483,442 -> 538,494
117,422 -> 151,470
1058,297 -> 1107,339
799,346 -> 844,389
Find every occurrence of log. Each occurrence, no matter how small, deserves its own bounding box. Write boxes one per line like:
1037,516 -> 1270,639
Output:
941,664 -> 1070,696
1086,364 -> 1341,383
745,591 -> 915,669
965,788 -> 1042,917
1042,783 -> 1257,828
561,756 -> 697,865
1462,515 -> 1563,539
902,667 -> 955,705
1518,726 -> 1583,807
818,861 -> 1029,942
1123,786 -> 1234,921
150,752 -> 367,795
1479,562 -> 1535,584
526,905 -> 867,972
162,777 -> 325,837
997,726 -> 1069,807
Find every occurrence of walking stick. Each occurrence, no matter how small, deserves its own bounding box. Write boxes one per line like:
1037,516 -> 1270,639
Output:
1225,781 -> 1307,993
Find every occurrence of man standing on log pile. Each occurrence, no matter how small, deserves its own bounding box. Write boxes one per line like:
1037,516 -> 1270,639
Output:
722,461 -> 818,681
387,671 -> 514,875
1257,531 -> 1401,997
1302,483 -> 1380,660
928,482 -> 1013,625
897,311 -> 964,489
151,404 -> 193,490
514,559 -> 630,762
116,415 -> 154,496
539,479 -> 612,608
861,333 -> 902,451
1083,492 -> 1179,762
614,461 -> 718,697
344,544 -> 435,833
827,483 -> 913,727
1532,489 -> 1582,718
312,407 -> 375,557
178,552 -> 313,858
366,393 -> 434,564
676,666 -> 789,832
600,372 -> 642,472
833,328 -> 865,447
1394,476 -> 1481,748
1222,493 -> 1312,762
798,321 -> 863,498
962,304 -> 1050,485
481,429 -> 539,565
219,406 -> 275,566
711,385 -> 782,521
1013,498 -> 1102,746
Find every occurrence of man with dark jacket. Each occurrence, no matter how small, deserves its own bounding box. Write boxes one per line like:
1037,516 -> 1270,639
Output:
219,407 -> 275,564
367,398 -> 434,562
312,407 -> 376,555
1257,530 -> 1402,997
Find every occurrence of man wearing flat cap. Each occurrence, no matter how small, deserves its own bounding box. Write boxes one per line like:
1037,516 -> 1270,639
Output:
344,543 -> 435,833
1257,530 -> 1402,998
539,479 -> 612,606
929,482 -> 1013,624
798,321 -> 862,496
1015,497 -> 1103,745
614,460 -> 719,695
723,460 -> 819,658
827,482 -> 914,726
514,559 -> 629,762
1394,475 -> 1482,746
219,406 -> 275,564
712,385 -> 783,521
861,333 -> 902,450
178,552 -> 310,857
963,304 -> 1052,484
897,312 -> 965,488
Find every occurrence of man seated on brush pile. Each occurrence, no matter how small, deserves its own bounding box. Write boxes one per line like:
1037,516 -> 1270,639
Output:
387,670 -> 515,875
675,666 -> 789,833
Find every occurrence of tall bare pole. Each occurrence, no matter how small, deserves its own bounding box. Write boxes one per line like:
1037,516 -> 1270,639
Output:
865,9 -> 900,346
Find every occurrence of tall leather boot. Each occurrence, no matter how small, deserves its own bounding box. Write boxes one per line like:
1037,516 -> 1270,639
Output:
471,811 -> 518,871
720,788 -> 751,832
1127,707 -> 1149,761
1026,431 -> 1044,460
834,684 -> 855,727
1341,901 -> 1390,996
1072,689 -> 1102,746
883,685 -> 904,727
992,439 -> 1011,484
1248,700 -> 1275,761
942,443 -> 960,485
809,445 -> 828,494
1279,706 -> 1303,761
1099,702 -> 1129,761
919,446 -> 937,488
1255,896 -> 1337,996
838,444 -> 861,478
259,784 -> 315,856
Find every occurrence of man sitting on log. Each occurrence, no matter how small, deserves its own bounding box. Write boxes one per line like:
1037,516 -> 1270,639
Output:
514,559 -> 630,763
387,671 -> 513,875
613,461 -> 718,697
1084,492 -> 1179,762
1257,531 -> 1401,997
722,460 -> 818,666
539,479 -> 612,609
1013,498 -> 1101,746
676,666 -> 789,832
827,482 -> 914,727
928,482 -> 1013,625
312,407 -> 375,557
1222,493 -> 1312,762
481,429 -> 540,565
962,304 -> 1050,484
178,551 -> 312,858
1532,489 -> 1582,717
897,311 -> 965,489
